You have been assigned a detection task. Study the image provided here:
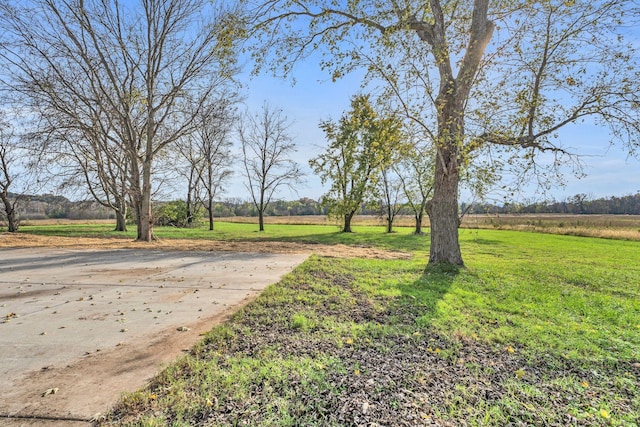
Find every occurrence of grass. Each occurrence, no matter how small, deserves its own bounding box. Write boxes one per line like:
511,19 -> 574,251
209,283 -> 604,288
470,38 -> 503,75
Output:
13,222 -> 640,425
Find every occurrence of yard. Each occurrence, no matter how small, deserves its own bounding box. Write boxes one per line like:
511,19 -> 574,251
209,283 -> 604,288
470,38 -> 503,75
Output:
4,220 -> 640,426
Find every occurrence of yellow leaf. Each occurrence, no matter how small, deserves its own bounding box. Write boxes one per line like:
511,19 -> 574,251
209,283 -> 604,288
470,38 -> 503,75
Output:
580,381 -> 589,388
505,346 -> 515,354
345,338 -> 354,345
514,369 -> 525,378
599,409 -> 610,419
434,348 -> 441,354
354,369 -> 361,376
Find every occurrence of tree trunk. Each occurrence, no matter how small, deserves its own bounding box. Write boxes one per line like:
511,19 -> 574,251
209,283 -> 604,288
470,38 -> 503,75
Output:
136,159 -> 154,241
258,191 -> 265,231
208,197 -> 214,231
186,195 -> 193,226
5,205 -> 18,232
386,216 -> 393,233
114,209 -> 127,232
343,212 -> 355,233
414,210 -> 423,235
429,145 -> 463,266
1,193 -> 18,232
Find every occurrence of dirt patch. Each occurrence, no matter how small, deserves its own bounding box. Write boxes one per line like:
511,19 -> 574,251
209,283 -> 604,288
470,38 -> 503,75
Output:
0,233 -> 411,260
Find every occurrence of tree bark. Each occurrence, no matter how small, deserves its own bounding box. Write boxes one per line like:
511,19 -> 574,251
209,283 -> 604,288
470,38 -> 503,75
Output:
136,157 -> 154,241
208,198 -> 214,231
114,209 -> 127,232
429,76 -> 465,265
386,215 -> 393,233
429,145 -> 463,265
343,211 -> 355,233
1,198 -> 18,232
259,210 -> 265,231
414,210 -> 424,235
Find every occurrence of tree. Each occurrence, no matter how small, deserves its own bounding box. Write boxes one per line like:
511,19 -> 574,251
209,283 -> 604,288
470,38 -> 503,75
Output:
377,166 -> 405,233
47,120 -> 132,232
395,144 -> 435,235
196,101 -> 236,231
1,0 -> 240,241
248,0 -> 640,266
310,94 -> 402,233
174,99 -> 236,230
0,119 -> 22,232
240,103 -> 304,231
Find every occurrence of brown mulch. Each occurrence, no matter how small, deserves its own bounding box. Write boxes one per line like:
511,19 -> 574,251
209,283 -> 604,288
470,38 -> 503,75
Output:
0,233 -> 411,260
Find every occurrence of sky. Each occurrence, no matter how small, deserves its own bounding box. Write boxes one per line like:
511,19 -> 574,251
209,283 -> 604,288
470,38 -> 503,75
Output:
225,1 -> 640,206
233,63 -> 640,205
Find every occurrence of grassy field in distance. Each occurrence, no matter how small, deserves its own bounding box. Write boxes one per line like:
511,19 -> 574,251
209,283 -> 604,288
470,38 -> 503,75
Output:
201,213 -> 640,241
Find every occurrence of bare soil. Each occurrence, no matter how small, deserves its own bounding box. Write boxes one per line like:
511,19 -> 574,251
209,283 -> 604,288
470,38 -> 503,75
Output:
0,232 -> 412,260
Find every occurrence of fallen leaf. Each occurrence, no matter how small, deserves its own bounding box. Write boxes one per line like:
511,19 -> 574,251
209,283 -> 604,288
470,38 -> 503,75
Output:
362,401 -> 370,414
177,326 -> 190,332
42,388 -> 58,397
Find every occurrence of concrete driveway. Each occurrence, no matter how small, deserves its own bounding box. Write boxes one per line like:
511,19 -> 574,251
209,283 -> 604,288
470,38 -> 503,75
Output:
0,247 -> 307,426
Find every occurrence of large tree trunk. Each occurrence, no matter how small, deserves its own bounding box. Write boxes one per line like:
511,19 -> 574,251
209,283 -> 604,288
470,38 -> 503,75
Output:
258,210 -> 265,231
429,80 -> 465,266
386,215 -> 393,233
429,145 -> 463,266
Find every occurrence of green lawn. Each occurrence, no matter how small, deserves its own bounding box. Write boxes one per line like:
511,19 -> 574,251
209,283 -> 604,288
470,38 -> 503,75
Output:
20,223 -> 639,426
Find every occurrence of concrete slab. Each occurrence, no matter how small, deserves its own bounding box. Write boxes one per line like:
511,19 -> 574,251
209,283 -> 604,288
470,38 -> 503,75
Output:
0,248 -> 308,426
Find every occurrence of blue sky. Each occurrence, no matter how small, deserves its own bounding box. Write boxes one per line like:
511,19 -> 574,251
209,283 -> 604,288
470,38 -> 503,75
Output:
228,1 -> 640,206
235,68 -> 640,205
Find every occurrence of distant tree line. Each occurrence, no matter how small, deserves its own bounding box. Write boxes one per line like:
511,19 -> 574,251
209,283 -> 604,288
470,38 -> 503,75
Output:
466,193 -> 640,215
4,193 -> 113,220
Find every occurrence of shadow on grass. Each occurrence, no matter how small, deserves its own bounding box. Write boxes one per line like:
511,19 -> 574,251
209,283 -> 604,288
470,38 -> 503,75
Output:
363,261 -> 462,333
265,231 -> 431,253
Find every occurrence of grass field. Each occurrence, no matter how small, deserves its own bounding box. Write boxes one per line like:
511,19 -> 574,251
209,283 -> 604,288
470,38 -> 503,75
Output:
19,212 -> 640,241
7,221 -> 640,425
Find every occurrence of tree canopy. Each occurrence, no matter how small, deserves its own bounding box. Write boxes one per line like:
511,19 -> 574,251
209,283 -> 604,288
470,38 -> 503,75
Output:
248,0 -> 640,265
310,94 -> 403,233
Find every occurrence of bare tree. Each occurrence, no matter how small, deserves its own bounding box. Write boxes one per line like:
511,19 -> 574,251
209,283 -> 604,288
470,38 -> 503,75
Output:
395,145 -> 435,236
0,0 -> 240,241
240,103 -> 304,231
0,119 -> 21,232
41,114 -> 132,232
377,167 -> 405,234
196,101 -> 236,231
